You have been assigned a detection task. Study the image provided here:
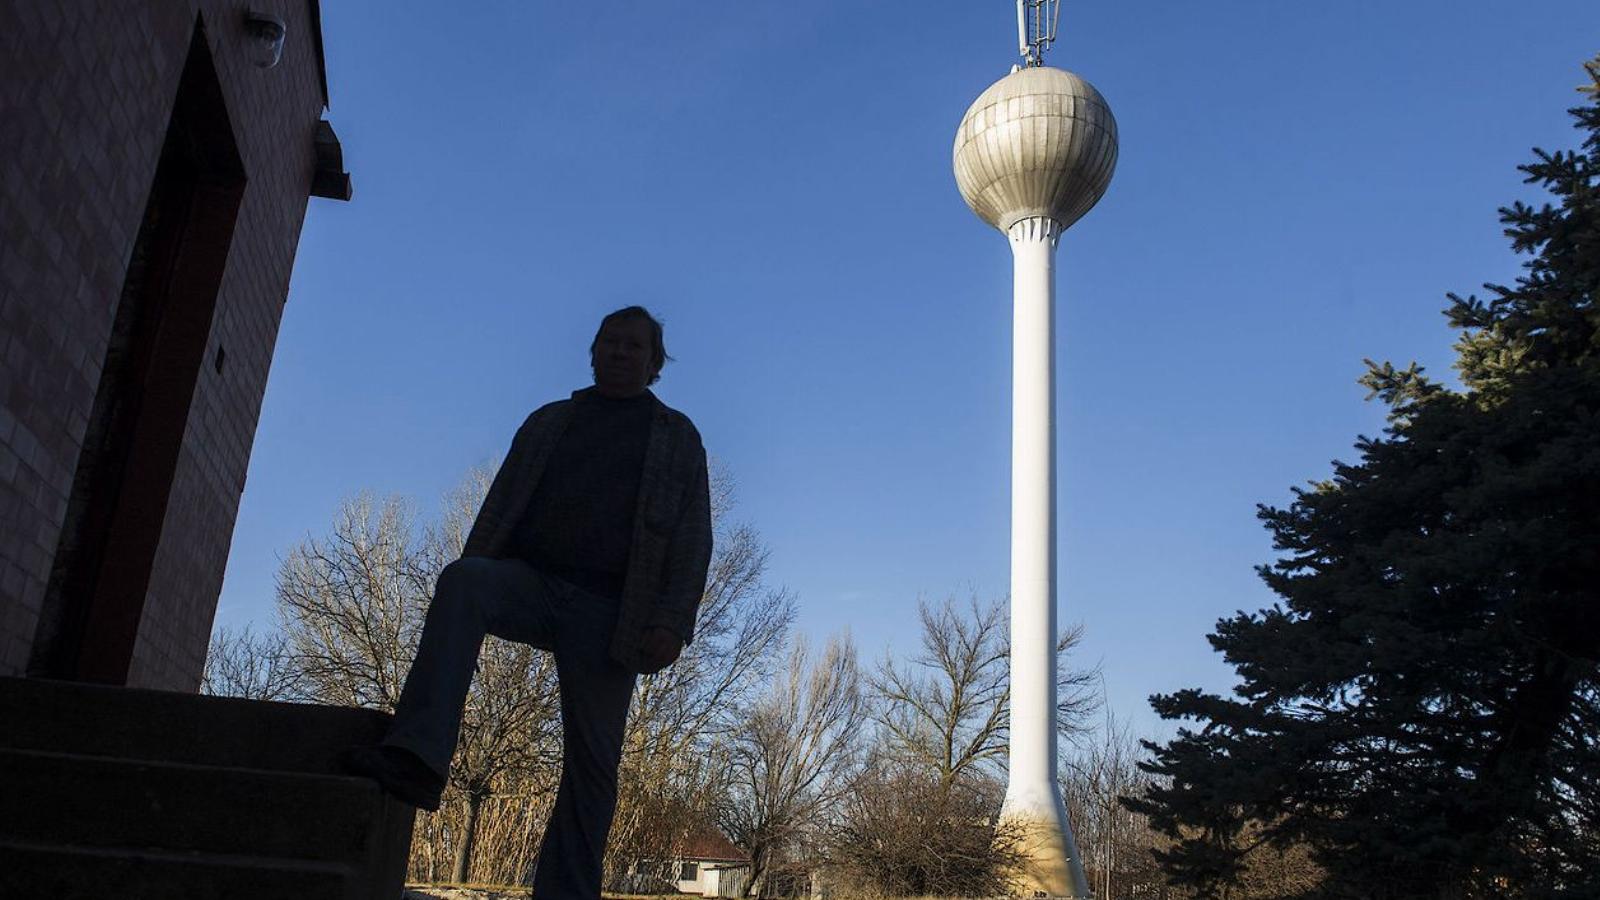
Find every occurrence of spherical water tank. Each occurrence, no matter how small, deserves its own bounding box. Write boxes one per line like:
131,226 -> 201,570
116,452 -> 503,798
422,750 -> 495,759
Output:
953,66 -> 1118,233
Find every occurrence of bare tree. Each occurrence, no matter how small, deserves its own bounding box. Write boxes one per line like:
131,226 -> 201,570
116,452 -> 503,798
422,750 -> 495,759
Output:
720,634 -> 867,897
1054,622 -> 1104,751
874,595 -> 1008,786
273,472 -> 562,883
201,623 -> 305,701
1223,822 -> 1326,900
605,468 -> 796,888
627,459 -> 796,749
872,595 -> 1101,786
1059,715 -> 1325,900
1061,710 -> 1170,900
275,491 -> 434,710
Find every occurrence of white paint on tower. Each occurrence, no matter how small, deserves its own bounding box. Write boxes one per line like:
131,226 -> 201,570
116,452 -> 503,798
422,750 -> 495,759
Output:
952,24 -> 1118,899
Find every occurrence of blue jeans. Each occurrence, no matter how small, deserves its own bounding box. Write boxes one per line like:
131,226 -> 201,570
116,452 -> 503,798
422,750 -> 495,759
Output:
383,555 -> 637,900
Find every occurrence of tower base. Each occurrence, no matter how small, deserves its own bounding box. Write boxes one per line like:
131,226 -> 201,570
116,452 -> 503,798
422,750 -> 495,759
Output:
998,808 -> 1093,898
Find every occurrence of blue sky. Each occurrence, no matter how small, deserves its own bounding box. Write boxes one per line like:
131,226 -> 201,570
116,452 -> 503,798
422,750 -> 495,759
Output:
215,2 -> 1600,738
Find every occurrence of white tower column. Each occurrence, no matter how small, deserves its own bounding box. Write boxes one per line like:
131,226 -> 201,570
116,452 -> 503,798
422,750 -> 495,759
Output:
1002,216 -> 1091,898
1006,214 -> 1061,807
954,52 -> 1117,900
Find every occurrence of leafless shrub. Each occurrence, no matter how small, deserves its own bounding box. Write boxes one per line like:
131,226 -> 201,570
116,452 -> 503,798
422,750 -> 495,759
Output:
270,470 -> 562,883
1061,711 -> 1171,900
274,491 -> 435,710
872,595 -> 1101,786
873,596 -> 1010,787
604,470 -> 796,887
201,622 -> 306,701
408,777 -> 556,886
819,595 -> 1101,896
720,633 -> 867,896
825,755 -> 1025,897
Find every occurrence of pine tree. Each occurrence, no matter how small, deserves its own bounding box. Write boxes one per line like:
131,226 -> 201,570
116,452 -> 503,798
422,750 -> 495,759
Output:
1129,57 -> 1600,900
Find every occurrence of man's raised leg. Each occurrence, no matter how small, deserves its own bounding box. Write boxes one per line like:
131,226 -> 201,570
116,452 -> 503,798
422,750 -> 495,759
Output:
380,556 -> 558,785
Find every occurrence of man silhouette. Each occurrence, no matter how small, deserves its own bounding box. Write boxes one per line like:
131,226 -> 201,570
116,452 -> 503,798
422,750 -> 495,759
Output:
343,306 -> 713,899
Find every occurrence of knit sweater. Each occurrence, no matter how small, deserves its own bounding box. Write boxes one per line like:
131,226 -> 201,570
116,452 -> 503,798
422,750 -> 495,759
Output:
461,387 -> 713,674
508,389 -> 654,601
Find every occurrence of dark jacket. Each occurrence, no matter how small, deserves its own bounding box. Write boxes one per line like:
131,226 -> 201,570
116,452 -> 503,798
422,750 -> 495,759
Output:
461,388 -> 713,673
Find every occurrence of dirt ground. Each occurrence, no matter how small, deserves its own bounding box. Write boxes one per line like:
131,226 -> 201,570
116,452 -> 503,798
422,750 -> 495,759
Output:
404,888 -> 683,900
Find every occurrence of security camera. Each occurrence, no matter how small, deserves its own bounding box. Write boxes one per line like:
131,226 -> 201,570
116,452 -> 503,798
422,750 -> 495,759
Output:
244,9 -> 286,69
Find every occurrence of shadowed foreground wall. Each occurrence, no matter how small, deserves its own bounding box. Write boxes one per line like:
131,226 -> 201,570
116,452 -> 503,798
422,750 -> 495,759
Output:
0,0 -> 345,690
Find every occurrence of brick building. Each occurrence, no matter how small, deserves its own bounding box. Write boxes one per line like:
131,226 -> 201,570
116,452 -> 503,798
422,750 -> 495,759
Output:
0,1 -> 349,691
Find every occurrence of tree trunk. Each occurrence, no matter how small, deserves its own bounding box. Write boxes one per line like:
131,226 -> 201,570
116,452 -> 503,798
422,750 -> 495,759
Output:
453,791 -> 485,884
743,845 -> 769,899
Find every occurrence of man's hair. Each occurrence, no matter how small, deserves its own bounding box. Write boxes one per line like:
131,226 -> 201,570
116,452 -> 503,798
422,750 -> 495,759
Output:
590,305 -> 672,385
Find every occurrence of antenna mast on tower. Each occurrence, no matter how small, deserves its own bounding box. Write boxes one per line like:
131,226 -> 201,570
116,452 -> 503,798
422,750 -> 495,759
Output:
1015,0 -> 1062,67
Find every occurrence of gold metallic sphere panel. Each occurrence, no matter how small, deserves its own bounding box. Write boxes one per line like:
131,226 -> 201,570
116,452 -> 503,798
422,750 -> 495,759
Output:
952,66 -> 1118,233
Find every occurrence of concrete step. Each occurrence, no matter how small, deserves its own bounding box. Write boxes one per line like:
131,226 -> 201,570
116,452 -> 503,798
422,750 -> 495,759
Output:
0,747 -> 386,862
0,675 -> 415,900
0,675 -> 390,774
0,836 -> 355,900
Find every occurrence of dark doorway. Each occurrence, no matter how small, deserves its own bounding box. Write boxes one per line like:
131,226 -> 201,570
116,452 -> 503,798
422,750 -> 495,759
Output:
30,19 -> 246,684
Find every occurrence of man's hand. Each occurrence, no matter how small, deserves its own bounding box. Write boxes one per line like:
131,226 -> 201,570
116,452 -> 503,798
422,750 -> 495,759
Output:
639,626 -> 683,673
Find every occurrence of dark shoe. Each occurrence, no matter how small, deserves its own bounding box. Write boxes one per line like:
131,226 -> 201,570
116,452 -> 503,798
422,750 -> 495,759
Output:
339,745 -> 444,811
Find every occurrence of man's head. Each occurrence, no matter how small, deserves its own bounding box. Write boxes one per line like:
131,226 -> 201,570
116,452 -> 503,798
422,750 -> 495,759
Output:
590,306 -> 670,397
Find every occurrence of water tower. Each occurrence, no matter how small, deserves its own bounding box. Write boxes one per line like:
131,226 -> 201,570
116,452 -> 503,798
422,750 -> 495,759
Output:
951,2 -> 1117,895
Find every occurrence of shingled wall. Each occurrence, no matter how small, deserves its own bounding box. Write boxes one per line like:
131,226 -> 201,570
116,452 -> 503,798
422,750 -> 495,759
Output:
0,0 -> 336,690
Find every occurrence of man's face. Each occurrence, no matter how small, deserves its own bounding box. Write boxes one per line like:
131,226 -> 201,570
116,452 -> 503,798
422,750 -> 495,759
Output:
592,317 -> 658,397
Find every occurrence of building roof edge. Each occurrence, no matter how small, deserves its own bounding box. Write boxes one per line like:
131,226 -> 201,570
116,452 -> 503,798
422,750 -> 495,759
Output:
307,0 -> 329,107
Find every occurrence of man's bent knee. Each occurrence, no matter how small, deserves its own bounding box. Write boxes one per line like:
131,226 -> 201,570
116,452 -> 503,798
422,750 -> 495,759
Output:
437,555 -> 495,590
430,557 -> 502,618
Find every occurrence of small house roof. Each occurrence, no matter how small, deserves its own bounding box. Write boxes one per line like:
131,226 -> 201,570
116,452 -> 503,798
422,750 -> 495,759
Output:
676,826 -> 749,864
